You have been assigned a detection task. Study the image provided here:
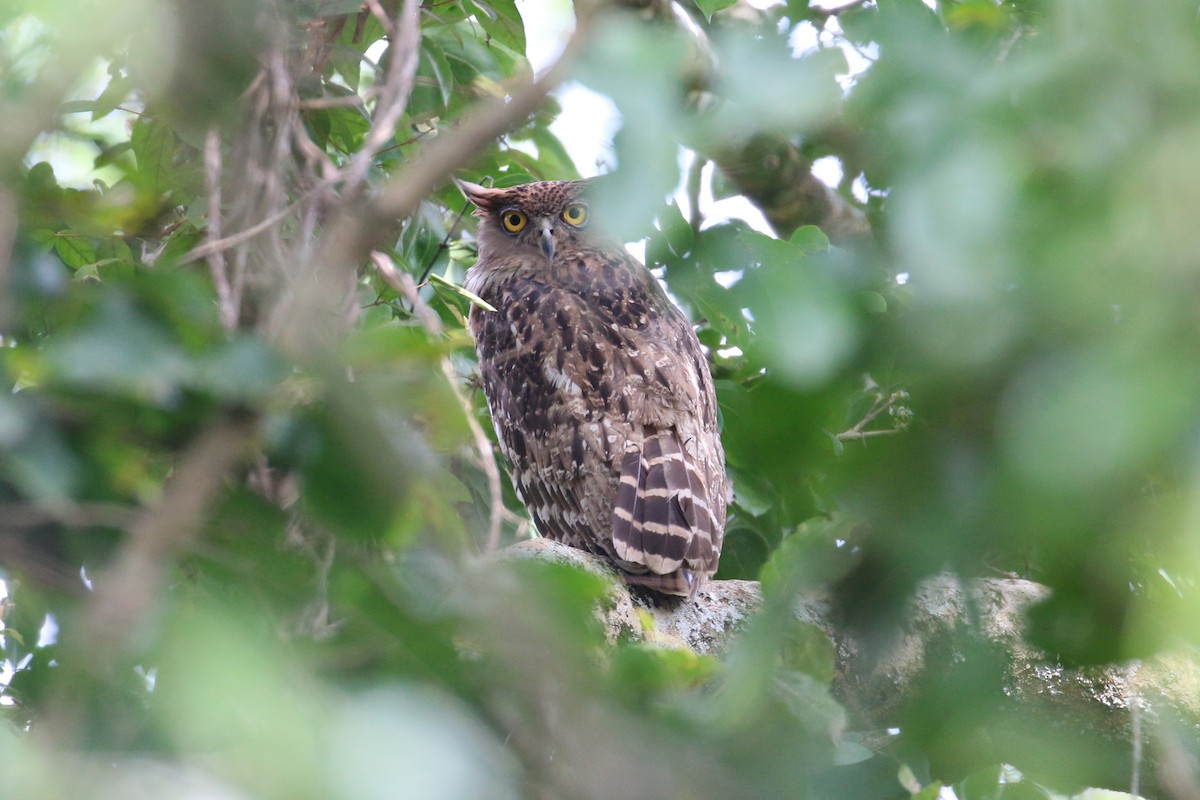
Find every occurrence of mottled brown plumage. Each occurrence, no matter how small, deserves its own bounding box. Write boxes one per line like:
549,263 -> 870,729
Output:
459,179 -> 727,597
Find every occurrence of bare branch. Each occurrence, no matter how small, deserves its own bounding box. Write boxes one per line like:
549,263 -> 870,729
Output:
834,389 -> 908,441
714,132 -> 871,245
269,10 -> 592,355
204,127 -> 238,332
297,95 -> 368,110
607,0 -> 872,243
180,192 -> 310,266
339,0 -> 422,201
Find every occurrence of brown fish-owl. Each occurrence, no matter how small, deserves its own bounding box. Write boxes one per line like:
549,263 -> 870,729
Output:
459,178 -> 728,597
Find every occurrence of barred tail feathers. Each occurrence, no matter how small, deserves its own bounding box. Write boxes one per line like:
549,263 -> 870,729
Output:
611,427 -> 720,594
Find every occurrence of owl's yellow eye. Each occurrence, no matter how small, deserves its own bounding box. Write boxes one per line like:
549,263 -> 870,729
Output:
501,210 -> 527,233
561,204 -> 588,227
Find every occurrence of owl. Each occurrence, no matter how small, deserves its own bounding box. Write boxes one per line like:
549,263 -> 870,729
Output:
458,178 -> 728,597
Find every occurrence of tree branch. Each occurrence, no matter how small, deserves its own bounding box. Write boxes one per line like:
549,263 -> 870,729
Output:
510,539 -> 1200,797
268,9 -> 593,355
714,132 -> 871,245
203,127 -> 238,332
339,0 -> 422,201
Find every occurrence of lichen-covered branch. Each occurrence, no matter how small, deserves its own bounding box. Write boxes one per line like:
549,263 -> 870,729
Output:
508,538 -> 1200,797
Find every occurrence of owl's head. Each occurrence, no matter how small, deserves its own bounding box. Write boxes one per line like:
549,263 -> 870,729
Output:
456,179 -> 595,263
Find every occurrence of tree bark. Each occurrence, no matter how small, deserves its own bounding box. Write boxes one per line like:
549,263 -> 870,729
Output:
505,538 -> 1200,796
712,132 -> 872,246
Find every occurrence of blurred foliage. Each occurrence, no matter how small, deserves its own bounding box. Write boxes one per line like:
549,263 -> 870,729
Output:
0,0 -> 1197,797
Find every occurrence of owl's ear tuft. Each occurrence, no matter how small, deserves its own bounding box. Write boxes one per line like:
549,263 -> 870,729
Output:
454,178 -> 505,211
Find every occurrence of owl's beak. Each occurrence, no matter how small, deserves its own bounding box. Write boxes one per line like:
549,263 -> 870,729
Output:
539,218 -> 554,260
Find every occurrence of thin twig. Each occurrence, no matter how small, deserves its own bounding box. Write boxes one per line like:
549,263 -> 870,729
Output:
685,154 -> 705,232
834,428 -> 900,441
372,251 -> 442,333
1130,662 -> 1142,799
271,7 -> 592,355
203,127 -> 238,331
339,0 -> 422,201
298,95 -> 368,110
416,198 -> 471,286
834,390 -> 906,441
365,0 -> 398,36
372,252 -> 506,553
188,0 -> 418,274
181,193 -> 308,265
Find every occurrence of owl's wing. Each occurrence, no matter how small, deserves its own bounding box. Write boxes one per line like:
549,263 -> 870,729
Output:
605,290 -> 726,593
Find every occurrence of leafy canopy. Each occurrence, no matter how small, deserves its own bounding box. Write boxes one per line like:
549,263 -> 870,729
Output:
0,0 -> 1198,798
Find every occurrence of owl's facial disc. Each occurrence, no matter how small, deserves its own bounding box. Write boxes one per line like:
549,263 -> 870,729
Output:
538,217 -> 555,259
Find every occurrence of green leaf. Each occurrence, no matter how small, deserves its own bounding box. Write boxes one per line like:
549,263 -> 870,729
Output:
733,231 -> 859,388
789,224 -> 830,252
659,201 -> 694,257
609,643 -> 719,704
190,336 -> 285,401
89,71 -> 135,119
428,271 -> 496,311
1,426 -> 80,502
41,293 -> 192,402
131,117 -> 176,195
715,522 -> 772,580
96,236 -> 135,266
28,229 -> 57,252
410,38 -> 456,115
322,102 -> 372,156
726,466 -> 776,517
861,290 -> 888,314
467,0 -> 525,54
715,33 -> 847,131
831,740 -> 875,766
52,231 -> 97,270
779,619 -> 836,681
314,0 -> 365,16
958,764 -> 1003,800
773,670 -> 846,735
0,395 -> 29,447
291,380 -> 428,542
58,100 -> 97,114
95,140 -> 134,169
912,783 -> 945,800
693,0 -> 737,21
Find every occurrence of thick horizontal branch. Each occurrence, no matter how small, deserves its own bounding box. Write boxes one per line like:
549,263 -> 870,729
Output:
506,538 -> 1200,797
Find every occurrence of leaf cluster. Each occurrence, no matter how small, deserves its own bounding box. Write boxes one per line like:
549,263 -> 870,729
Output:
0,0 -> 1199,798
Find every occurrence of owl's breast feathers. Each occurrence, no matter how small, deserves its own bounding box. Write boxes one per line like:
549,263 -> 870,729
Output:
468,245 -> 727,596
